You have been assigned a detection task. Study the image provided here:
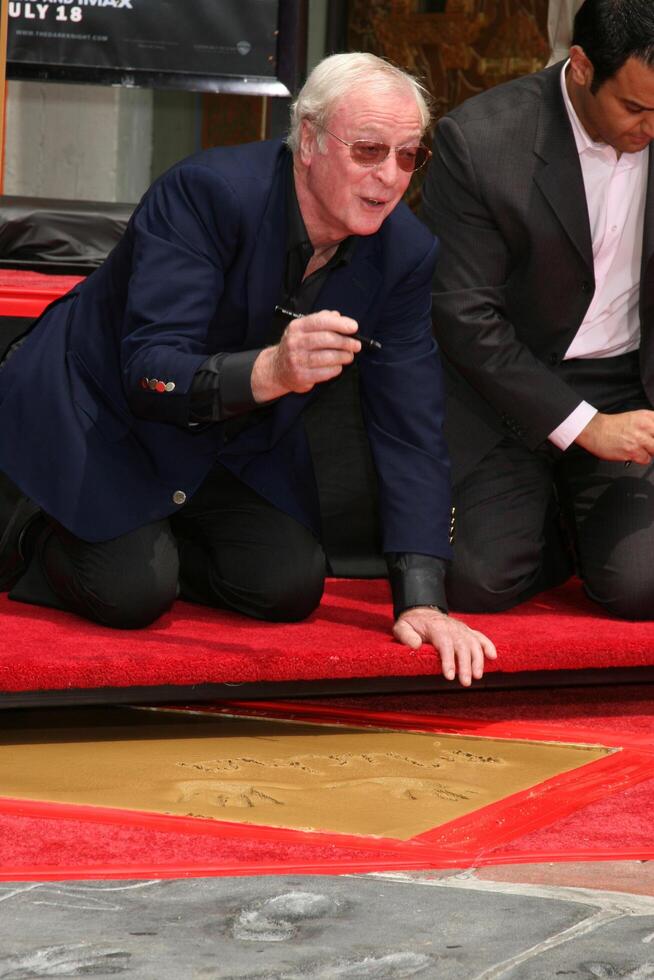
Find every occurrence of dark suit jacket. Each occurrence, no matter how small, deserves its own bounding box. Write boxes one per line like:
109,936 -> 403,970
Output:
420,62 -> 654,484
0,139 -> 452,559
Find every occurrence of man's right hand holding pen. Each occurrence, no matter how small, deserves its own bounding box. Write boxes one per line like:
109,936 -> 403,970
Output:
251,309 -> 369,403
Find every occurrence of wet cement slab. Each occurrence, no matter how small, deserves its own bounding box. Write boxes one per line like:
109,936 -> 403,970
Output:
2,870 -> 654,979
0,706 -> 611,840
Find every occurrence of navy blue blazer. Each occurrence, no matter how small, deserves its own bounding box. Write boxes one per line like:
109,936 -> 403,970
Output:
0,140 -> 452,559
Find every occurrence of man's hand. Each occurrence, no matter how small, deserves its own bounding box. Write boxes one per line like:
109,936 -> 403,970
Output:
575,410 -> 654,465
393,607 -> 497,687
251,310 -> 361,404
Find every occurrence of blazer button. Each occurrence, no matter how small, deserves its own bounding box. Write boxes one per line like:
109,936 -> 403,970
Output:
581,280 -> 592,294
172,490 -> 187,505
549,353 -> 559,366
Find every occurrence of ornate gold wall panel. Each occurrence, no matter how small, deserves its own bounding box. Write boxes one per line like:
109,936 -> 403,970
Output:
349,0 -> 550,123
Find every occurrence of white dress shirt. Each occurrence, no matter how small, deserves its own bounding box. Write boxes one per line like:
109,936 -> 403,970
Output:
548,62 -> 649,450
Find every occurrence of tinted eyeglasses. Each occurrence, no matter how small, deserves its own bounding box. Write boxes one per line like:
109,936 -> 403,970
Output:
315,124 -> 432,173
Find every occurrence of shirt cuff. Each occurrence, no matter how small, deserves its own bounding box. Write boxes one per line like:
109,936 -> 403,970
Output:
189,349 -> 262,422
548,401 -> 598,450
386,553 -> 449,620
220,350 -> 262,414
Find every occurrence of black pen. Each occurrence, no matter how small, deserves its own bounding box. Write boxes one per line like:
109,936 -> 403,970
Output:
274,305 -> 383,351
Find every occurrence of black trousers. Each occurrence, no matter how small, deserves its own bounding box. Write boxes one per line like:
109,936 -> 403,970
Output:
447,351 -> 654,620
11,466 -> 327,629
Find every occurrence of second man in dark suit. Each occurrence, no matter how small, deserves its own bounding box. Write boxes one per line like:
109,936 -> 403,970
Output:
421,0 -> 654,620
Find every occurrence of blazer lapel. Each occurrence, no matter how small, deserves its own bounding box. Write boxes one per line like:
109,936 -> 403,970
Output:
245,153 -> 288,348
313,241 -> 383,326
639,146 -> 654,395
533,72 -> 594,272
641,146 -> 654,282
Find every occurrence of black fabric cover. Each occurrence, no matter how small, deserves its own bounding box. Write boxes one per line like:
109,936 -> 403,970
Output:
0,196 -> 133,274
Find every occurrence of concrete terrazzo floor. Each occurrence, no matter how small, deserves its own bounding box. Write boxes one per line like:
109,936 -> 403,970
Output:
2,863 -> 654,978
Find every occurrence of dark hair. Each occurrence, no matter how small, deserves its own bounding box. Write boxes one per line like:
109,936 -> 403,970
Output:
573,0 -> 654,91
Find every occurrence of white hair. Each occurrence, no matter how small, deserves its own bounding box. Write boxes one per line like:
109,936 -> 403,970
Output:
287,52 -> 432,152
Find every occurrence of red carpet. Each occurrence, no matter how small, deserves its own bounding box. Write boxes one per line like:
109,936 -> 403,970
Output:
2,578 -> 654,699
2,576 -> 654,880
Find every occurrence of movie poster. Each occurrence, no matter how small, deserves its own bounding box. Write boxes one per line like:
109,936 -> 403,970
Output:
7,0 -> 280,80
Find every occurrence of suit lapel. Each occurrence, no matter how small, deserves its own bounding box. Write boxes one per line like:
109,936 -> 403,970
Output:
639,146 -> 654,395
313,241 -> 382,325
533,70 -> 594,272
245,152 -> 288,348
641,146 -> 654,281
